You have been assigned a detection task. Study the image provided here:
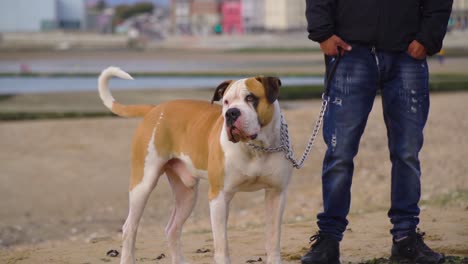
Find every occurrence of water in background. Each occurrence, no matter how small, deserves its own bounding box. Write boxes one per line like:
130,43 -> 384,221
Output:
0,76 -> 323,94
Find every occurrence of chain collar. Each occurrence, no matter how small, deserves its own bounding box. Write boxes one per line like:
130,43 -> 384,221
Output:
247,94 -> 329,169
248,50 -> 341,168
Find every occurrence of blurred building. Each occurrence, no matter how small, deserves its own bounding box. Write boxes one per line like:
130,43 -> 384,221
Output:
0,0 -> 57,32
171,0 -> 192,34
452,0 -> 468,30
168,0 -> 467,35
171,0 -> 221,35
58,0 -> 87,30
242,0 -> 264,33
0,0 -> 86,32
191,0 -> 221,35
243,0 -> 306,33
105,0 -> 169,6
222,0 -> 243,34
264,0 -> 306,31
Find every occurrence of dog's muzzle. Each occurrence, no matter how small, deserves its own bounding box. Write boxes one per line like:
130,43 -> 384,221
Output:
225,108 -> 241,127
225,108 -> 257,143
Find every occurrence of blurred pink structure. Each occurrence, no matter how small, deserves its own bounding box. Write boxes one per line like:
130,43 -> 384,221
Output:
20,63 -> 31,74
222,1 -> 243,34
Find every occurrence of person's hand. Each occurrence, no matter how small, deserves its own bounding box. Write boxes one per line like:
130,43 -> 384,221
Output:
407,40 -> 427,59
320,35 -> 352,56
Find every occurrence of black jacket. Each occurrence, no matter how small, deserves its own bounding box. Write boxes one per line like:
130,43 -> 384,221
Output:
305,0 -> 453,55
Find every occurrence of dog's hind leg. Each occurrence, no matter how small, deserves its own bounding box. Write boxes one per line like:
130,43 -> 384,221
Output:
164,159 -> 199,264
121,129 -> 165,264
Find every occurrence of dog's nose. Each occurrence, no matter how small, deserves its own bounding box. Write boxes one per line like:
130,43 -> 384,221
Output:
225,108 -> 241,125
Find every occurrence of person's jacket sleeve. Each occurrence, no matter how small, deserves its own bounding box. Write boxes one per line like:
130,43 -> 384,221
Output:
305,0 -> 335,43
416,0 -> 453,56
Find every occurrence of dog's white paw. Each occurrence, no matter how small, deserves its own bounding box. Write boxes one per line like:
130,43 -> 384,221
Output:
266,255 -> 282,264
214,254 -> 231,264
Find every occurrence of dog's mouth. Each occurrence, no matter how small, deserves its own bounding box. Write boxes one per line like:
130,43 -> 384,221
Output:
227,125 -> 258,143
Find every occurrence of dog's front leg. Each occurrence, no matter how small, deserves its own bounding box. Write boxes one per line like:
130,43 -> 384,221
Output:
209,191 -> 234,264
264,189 -> 287,264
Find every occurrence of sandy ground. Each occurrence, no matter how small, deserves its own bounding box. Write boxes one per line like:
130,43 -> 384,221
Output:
0,92 -> 467,263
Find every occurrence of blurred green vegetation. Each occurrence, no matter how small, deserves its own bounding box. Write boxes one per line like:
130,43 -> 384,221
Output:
229,47 -> 322,53
279,73 -> 468,100
0,111 -> 115,121
230,47 -> 468,57
0,72 -> 321,77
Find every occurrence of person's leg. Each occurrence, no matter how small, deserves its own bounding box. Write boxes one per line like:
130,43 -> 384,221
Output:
317,46 -> 379,241
378,52 -> 443,264
381,52 -> 429,239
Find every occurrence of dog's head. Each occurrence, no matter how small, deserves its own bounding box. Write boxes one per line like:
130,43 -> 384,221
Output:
211,76 -> 281,143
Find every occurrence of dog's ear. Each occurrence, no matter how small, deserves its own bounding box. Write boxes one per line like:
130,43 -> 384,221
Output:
255,76 -> 281,104
211,80 -> 233,104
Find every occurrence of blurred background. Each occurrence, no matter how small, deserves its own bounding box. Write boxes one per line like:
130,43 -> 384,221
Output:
0,1 -> 467,263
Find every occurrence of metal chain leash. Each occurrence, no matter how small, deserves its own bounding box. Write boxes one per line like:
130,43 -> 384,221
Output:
247,48 -> 342,169
247,94 -> 329,169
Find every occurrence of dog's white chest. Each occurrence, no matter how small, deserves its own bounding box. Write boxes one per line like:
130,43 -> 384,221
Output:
224,150 -> 292,192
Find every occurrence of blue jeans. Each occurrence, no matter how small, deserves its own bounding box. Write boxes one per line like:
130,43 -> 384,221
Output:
317,45 -> 429,241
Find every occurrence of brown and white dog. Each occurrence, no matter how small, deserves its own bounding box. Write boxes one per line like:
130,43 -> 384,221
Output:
98,67 -> 293,264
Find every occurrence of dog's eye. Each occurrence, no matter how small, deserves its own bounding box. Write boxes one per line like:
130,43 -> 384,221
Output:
224,100 -> 229,105
245,95 -> 256,102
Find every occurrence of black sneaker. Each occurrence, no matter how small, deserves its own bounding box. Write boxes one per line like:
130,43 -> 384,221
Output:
390,229 -> 445,264
301,232 -> 341,264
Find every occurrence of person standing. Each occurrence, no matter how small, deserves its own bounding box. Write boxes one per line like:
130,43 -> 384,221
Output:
302,1 -> 453,263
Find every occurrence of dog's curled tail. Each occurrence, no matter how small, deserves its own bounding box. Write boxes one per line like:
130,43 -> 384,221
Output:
98,66 -> 155,117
